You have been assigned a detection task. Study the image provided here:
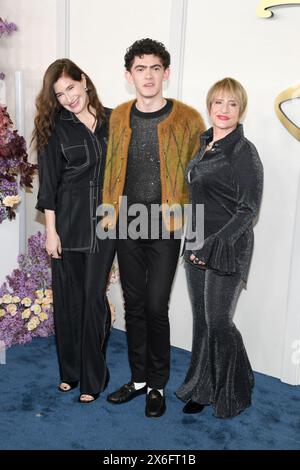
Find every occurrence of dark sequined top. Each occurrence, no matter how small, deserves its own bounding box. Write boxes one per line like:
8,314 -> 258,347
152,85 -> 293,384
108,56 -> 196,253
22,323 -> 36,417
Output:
185,124 -> 263,282
123,100 -> 172,208
122,100 -> 173,237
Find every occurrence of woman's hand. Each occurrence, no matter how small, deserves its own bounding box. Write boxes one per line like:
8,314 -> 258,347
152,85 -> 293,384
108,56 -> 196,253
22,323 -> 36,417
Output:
44,209 -> 61,259
45,229 -> 62,259
190,253 -> 205,266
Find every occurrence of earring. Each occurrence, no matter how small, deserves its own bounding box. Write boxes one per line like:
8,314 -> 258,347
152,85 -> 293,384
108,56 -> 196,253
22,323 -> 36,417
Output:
84,86 -> 88,92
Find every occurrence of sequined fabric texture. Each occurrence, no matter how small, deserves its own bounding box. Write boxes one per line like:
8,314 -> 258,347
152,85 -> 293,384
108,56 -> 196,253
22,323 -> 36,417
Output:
123,101 -> 172,209
184,124 -> 264,282
176,125 -> 263,418
176,265 -> 254,418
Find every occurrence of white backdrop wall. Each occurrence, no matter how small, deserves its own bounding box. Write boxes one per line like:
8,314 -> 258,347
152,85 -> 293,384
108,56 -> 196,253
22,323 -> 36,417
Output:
69,0 -> 173,107
1,0 -> 300,384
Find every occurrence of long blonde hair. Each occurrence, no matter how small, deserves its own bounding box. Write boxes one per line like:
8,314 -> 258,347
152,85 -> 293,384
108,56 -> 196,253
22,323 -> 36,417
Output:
32,58 -> 106,152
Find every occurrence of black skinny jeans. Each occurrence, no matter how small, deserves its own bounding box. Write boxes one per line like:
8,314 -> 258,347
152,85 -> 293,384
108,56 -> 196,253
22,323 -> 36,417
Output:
117,238 -> 181,389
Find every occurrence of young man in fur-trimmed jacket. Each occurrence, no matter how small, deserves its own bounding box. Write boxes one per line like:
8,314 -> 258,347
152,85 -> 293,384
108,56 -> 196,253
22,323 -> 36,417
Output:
103,38 -> 205,417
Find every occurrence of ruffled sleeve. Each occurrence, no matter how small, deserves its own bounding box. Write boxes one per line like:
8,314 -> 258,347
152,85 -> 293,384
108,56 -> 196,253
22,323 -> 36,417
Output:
185,233 -> 236,273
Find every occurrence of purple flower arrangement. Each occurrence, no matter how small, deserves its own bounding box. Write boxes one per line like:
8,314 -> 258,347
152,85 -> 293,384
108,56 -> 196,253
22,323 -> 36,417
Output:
0,231 -> 54,348
0,18 -> 17,81
0,231 -> 120,348
0,18 -> 33,221
0,17 -> 17,38
0,106 -> 37,224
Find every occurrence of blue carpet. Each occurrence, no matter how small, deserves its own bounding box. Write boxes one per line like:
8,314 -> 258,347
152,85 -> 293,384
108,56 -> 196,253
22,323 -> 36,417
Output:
0,329 -> 300,450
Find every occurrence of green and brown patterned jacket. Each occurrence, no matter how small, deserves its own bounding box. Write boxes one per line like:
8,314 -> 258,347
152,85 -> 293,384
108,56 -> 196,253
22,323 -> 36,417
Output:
102,99 -> 205,231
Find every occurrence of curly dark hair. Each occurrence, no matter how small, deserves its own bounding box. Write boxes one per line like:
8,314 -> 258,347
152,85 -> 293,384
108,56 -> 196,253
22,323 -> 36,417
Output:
31,59 -> 106,153
124,38 -> 170,71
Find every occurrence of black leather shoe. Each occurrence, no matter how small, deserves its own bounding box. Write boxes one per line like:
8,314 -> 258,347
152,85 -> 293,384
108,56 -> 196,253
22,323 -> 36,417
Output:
182,400 -> 205,414
145,389 -> 166,418
107,382 -> 147,404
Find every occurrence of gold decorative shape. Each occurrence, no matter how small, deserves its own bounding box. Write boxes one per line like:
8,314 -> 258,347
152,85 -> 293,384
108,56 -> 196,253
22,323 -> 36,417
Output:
257,0 -> 300,18
274,84 -> 300,141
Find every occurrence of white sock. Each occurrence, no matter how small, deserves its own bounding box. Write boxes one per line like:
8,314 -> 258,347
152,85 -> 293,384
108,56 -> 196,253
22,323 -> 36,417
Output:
147,387 -> 163,396
133,381 -> 146,390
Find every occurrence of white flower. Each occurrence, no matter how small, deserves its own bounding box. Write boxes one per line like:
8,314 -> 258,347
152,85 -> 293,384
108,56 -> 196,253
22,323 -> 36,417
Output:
11,296 -> 20,303
31,304 -> 42,315
2,195 -> 21,207
21,308 -> 31,319
2,294 -> 12,304
7,304 -> 17,316
0,309 -> 6,317
21,297 -> 32,307
35,290 -> 44,299
27,317 -> 40,331
41,303 -> 51,310
39,312 -> 48,322
109,265 -> 120,284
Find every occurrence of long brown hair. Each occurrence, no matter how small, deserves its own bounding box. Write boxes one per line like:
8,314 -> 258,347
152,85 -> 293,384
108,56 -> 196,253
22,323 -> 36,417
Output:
32,58 -> 106,152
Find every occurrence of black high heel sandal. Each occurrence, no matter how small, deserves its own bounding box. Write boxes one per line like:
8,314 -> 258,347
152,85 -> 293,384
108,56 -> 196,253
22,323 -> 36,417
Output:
58,381 -> 79,392
78,369 -> 109,403
78,392 -> 100,404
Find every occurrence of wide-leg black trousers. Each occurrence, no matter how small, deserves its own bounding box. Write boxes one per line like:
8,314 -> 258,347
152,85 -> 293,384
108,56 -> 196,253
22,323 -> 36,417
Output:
117,238 -> 181,389
176,265 -> 254,418
51,242 -> 115,395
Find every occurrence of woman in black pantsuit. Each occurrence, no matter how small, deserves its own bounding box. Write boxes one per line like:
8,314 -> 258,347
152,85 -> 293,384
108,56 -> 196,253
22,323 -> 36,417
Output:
176,78 -> 263,418
33,59 -> 115,403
